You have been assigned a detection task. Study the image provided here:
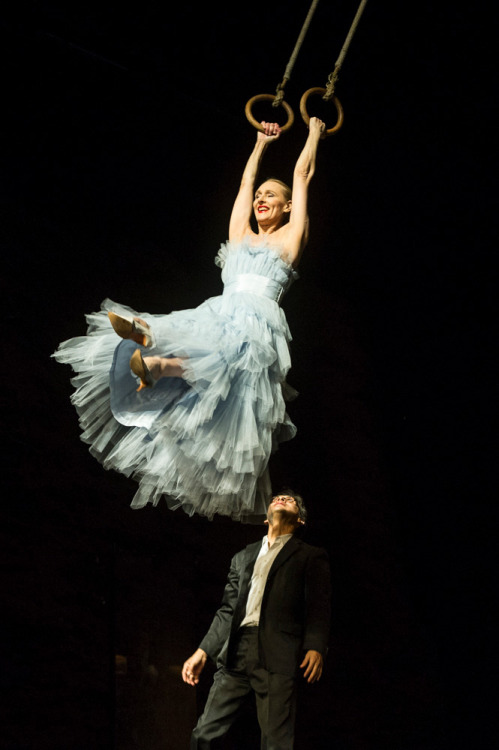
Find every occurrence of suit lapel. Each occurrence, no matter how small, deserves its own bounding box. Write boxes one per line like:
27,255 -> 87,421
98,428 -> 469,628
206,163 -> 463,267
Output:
241,541 -> 261,595
232,541 -> 262,629
267,536 -> 301,579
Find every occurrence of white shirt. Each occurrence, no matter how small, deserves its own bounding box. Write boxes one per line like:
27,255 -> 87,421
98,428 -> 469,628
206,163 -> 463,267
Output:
240,533 -> 293,627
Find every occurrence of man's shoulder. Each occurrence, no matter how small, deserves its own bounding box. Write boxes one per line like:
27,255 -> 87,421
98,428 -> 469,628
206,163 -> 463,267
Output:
233,536 -> 328,562
290,536 -> 329,558
232,540 -> 261,562
244,540 -> 263,555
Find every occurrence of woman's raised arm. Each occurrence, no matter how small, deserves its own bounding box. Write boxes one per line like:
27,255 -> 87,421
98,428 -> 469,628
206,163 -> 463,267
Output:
229,122 -> 281,242
285,117 -> 325,265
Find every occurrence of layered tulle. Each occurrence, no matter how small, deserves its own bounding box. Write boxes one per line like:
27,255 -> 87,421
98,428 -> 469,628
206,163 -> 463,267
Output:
53,240 -> 298,521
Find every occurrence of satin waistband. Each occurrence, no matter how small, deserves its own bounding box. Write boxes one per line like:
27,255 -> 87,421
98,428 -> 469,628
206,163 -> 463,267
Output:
223,273 -> 285,303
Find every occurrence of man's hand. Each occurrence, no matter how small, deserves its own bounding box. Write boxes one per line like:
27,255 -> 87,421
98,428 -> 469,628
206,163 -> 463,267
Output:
182,648 -> 208,686
300,650 -> 323,683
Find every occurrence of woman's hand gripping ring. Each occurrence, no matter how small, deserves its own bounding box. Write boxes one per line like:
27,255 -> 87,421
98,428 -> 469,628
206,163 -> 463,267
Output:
245,94 -> 295,133
300,87 -> 344,136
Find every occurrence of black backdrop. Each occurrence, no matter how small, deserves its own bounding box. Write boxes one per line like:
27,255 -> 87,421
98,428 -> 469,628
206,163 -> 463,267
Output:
1,2 -> 496,749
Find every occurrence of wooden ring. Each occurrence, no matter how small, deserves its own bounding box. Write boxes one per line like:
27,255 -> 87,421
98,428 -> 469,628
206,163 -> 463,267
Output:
245,94 -> 295,133
299,87 -> 344,136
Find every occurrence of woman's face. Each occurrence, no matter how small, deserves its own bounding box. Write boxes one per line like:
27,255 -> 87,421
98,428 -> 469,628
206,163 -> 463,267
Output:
253,181 -> 292,228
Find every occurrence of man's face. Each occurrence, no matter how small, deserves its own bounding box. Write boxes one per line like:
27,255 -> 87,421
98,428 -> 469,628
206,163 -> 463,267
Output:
267,495 -> 302,526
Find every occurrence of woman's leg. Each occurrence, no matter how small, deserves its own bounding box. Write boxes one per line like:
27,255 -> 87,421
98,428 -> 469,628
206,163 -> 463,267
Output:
108,312 -> 153,347
129,349 -> 186,390
143,355 -> 186,379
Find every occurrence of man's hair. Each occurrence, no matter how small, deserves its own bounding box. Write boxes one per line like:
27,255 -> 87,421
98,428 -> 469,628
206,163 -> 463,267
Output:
279,487 -> 308,524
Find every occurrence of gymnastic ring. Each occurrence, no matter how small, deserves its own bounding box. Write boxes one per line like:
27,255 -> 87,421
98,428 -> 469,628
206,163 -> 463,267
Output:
245,94 -> 295,133
299,87 -> 344,136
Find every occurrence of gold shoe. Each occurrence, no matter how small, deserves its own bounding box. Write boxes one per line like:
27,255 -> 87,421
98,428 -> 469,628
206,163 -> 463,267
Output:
130,349 -> 157,391
108,312 -> 153,347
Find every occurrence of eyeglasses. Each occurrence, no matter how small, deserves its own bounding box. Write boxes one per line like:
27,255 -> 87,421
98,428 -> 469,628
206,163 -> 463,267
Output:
272,495 -> 296,504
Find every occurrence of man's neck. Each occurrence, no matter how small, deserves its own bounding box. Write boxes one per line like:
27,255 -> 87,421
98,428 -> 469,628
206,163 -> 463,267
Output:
267,521 -> 295,545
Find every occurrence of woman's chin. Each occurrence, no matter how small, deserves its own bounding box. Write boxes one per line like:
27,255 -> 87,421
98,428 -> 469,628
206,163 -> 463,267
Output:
256,217 -> 280,231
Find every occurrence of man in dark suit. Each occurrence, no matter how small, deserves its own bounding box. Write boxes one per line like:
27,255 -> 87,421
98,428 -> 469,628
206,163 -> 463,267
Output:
182,491 -> 331,749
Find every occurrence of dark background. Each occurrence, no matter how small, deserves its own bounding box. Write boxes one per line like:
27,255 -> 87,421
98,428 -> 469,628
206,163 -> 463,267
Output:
1,2 -> 495,749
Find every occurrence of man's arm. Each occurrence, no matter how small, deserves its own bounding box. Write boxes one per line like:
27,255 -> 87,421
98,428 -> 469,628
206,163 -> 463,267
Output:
302,547 -> 331,657
182,647 -> 208,686
297,547 -> 330,683
181,551 -> 242,686
300,650 -> 323,683
198,552 -> 241,659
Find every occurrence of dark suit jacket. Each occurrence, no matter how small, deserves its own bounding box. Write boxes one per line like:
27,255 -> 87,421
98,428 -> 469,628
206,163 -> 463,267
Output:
199,535 -> 331,678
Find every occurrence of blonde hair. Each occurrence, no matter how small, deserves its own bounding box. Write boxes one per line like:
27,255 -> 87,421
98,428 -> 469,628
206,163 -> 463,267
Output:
264,178 -> 292,202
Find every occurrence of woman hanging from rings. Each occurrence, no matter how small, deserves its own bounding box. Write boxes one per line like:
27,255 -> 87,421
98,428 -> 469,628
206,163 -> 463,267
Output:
53,116 -> 326,521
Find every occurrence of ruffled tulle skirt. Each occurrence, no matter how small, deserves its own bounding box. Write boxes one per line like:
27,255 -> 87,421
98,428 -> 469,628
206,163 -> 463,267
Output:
53,295 -> 297,521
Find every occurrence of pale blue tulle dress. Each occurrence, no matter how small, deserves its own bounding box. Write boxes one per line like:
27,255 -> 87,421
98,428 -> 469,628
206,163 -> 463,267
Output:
53,240 -> 299,522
